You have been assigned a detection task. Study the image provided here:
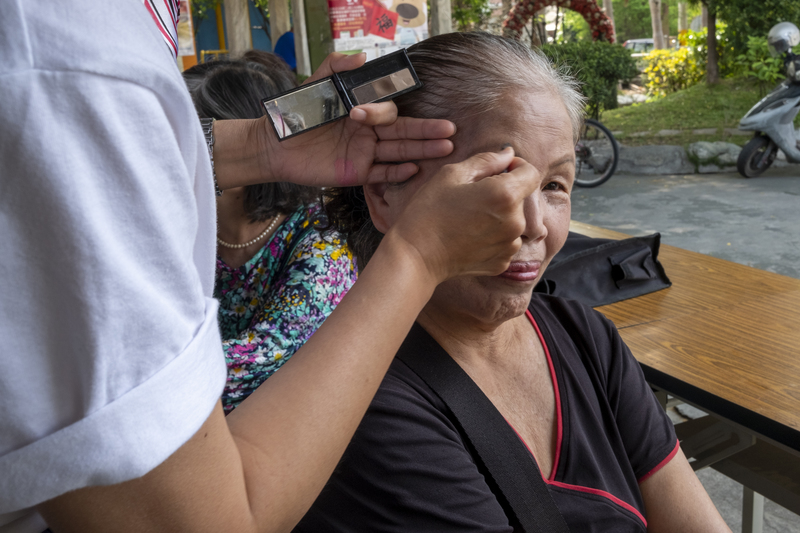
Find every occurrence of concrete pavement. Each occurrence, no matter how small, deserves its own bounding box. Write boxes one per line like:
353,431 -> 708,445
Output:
571,166 -> 800,279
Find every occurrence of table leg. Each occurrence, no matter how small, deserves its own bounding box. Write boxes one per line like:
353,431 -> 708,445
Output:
653,388 -> 668,411
742,487 -> 764,533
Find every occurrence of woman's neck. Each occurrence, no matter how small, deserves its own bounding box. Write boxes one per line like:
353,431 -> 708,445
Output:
216,187 -> 282,269
416,307 -> 531,369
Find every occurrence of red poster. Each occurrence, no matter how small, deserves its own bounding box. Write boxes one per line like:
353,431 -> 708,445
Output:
328,0 -> 369,39
367,1 -> 398,40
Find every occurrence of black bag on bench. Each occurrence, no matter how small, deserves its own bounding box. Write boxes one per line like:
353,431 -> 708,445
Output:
534,232 -> 671,307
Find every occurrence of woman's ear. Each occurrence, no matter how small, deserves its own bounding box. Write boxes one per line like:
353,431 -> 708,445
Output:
363,183 -> 393,234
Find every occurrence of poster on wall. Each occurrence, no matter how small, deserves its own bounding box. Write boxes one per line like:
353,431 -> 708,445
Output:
328,0 -> 428,60
177,0 -> 196,57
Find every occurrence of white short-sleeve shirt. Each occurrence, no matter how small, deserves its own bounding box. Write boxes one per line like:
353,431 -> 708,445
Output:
0,1 -> 226,530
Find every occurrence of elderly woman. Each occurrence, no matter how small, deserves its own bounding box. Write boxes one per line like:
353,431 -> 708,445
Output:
294,33 -> 730,533
184,52 -> 358,413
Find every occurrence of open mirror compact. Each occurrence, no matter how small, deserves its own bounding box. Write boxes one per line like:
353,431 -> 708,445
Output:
262,49 -> 422,141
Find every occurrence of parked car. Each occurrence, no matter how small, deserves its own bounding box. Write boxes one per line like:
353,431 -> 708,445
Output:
623,38 -> 655,56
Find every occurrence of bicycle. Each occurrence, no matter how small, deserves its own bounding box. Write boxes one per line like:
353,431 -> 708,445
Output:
574,118 -> 619,188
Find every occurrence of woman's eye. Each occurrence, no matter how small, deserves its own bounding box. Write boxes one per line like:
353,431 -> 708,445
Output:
543,181 -> 565,191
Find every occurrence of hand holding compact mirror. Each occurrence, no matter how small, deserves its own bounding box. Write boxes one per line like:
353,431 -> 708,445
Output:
262,49 -> 422,141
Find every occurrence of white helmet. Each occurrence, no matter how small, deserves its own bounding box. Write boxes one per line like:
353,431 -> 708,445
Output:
768,22 -> 800,57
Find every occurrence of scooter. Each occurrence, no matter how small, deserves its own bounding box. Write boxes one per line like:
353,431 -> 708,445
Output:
737,22 -> 800,178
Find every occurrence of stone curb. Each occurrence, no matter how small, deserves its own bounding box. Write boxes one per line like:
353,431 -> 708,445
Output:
615,142 -> 799,175
615,128 -> 754,139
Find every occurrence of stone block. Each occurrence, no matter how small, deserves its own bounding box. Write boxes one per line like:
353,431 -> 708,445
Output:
688,141 -> 741,165
657,129 -> 682,136
617,95 -> 633,106
692,128 -> 718,135
616,145 -> 695,175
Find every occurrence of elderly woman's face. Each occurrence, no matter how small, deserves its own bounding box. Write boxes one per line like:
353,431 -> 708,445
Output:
377,89 -> 575,324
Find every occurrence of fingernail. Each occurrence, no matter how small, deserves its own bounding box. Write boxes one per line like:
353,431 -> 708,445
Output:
350,108 -> 367,121
500,143 -> 513,151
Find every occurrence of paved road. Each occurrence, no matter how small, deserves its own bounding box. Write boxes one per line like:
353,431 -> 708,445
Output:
571,166 -> 800,532
571,166 -> 800,279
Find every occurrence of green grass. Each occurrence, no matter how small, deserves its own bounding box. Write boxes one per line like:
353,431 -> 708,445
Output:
601,78 -> 778,147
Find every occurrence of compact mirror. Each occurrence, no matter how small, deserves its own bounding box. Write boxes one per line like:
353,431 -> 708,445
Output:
350,68 -> 417,106
264,79 -> 348,140
263,49 -> 422,141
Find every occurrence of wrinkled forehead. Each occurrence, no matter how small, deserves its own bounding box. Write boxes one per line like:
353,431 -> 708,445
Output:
449,90 -> 574,160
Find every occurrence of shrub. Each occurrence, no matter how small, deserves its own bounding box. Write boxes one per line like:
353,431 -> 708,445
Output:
735,36 -> 794,94
540,41 -> 638,119
643,48 -> 704,98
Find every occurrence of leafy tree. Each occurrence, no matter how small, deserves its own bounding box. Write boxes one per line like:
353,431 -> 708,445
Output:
717,0 -> 800,56
190,0 -> 272,43
686,0 -> 721,83
559,9 -> 592,42
452,0 -> 493,31
612,0 -> 653,43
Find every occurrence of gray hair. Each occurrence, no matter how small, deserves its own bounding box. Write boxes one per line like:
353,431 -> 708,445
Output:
395,32 -> 585,143
323,32 -> 586,267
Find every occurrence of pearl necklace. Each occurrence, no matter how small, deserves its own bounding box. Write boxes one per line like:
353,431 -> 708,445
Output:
217,216 -> 279,249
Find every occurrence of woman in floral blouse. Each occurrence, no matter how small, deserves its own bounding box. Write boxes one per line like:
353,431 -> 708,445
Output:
184,51 -> 358,413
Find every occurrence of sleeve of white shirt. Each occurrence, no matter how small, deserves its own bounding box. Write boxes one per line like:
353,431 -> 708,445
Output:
0,4 -> 226,515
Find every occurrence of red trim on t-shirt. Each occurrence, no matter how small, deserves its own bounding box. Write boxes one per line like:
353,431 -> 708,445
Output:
506,420 -> 649,528
637,438 -> 680,484
509,310 -> 649,529
547,479 -> 648,526
525,309 -> 562,481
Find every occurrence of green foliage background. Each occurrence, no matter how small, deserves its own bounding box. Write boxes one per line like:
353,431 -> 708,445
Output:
452,0 -> 492,31
540,41 -> 638,118
717,0 -> 800,56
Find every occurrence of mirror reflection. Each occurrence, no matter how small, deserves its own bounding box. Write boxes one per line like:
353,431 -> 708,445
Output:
265,79 -> 347,139
351,68 -> 417,106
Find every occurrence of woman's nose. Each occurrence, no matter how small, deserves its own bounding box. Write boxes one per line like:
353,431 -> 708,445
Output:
521,193 -> 548,242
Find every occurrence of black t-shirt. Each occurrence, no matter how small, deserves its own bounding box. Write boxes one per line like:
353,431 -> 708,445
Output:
295,294 -> 678,532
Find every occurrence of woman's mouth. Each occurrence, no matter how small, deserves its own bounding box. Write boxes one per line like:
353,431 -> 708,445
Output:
498,261 -> 541,282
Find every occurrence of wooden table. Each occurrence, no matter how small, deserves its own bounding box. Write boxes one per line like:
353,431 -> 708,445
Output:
570,221 -> 800,531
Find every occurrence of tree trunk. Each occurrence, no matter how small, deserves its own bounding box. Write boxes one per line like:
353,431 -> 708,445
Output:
661,0 -> 669,47
706,6 -> 719,84
291,0 -> 312,76
529,9 -> 546,47
430,0 -> 453,36
678,2 -> 688,33
269,0 -> 291,51
649,0 -> 665,49
602,0 -> 616,43
701,4 -> 708,29
224,0 -> 252,54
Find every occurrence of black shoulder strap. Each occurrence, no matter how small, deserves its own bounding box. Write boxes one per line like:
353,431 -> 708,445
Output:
396,324 -> 571,533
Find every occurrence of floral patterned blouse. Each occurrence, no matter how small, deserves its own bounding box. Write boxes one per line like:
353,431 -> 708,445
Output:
215,204 -> 357,413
